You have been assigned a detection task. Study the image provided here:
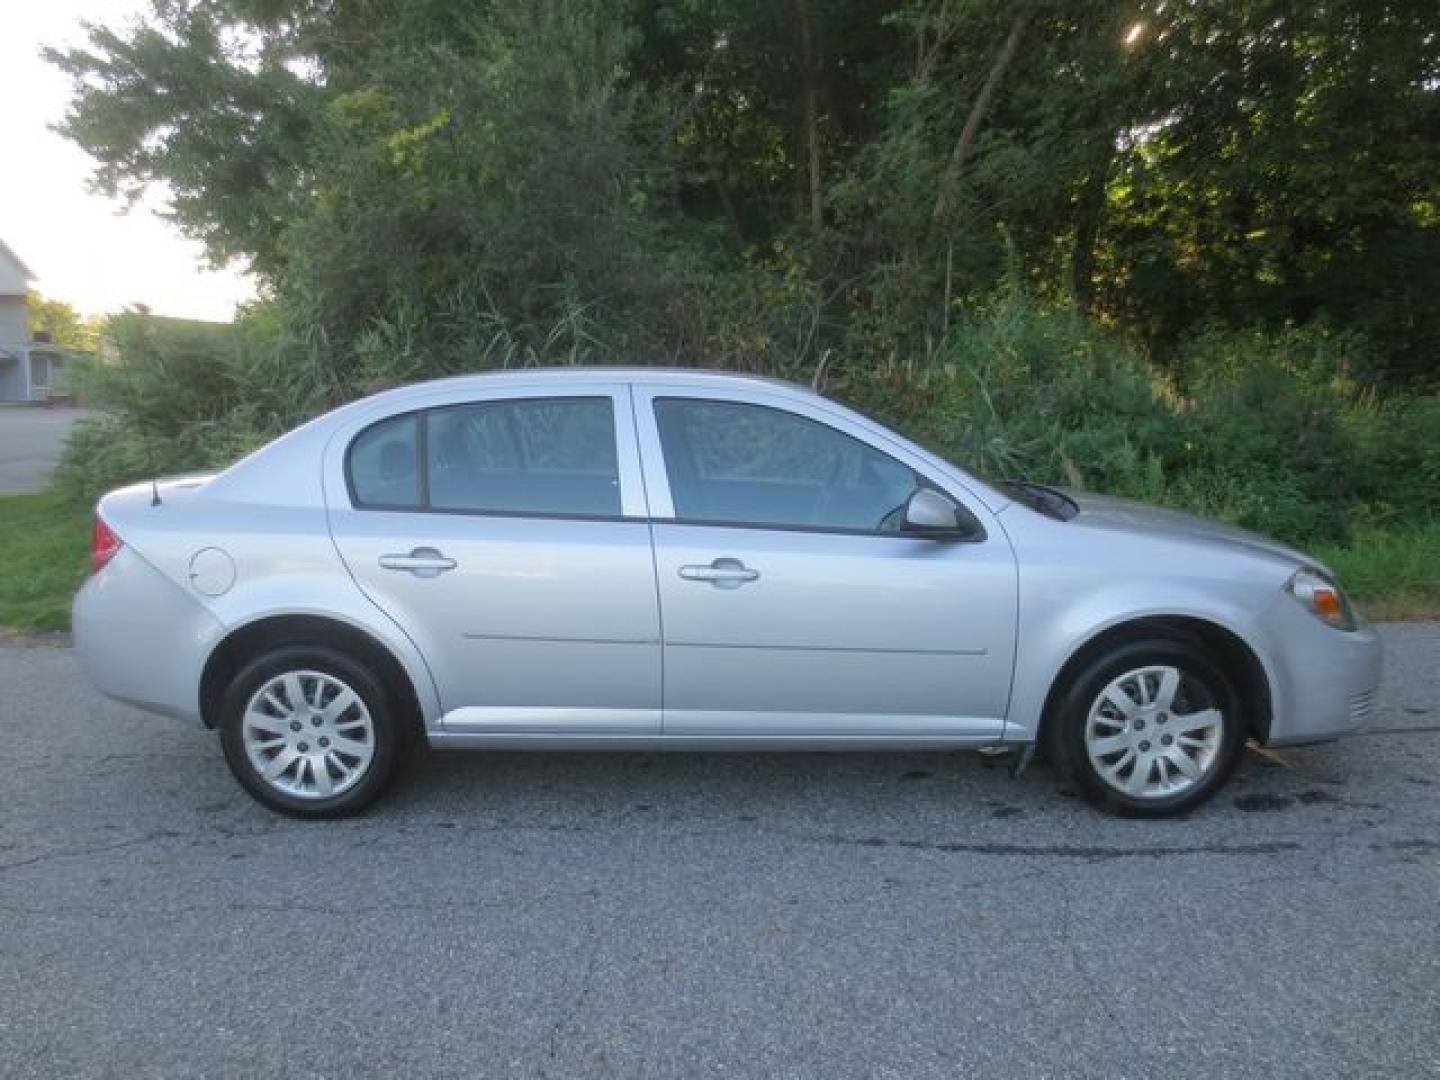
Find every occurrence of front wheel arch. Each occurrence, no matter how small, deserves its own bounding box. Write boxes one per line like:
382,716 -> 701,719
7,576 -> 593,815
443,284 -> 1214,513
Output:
1036,615 -> 1273,751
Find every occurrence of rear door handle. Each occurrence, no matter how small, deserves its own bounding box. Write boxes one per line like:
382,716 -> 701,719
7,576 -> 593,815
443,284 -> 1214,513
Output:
379,547 -> 457,578
678,558 -> 759,588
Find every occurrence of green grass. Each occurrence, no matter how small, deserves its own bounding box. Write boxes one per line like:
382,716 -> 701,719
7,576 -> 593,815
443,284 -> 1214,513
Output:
0,491 -> 91,634
0,490 -> 1434,637
1315,522 -> 1440,621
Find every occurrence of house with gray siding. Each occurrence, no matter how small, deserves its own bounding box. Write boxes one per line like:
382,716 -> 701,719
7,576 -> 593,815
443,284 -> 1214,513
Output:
0,240 -> 67,403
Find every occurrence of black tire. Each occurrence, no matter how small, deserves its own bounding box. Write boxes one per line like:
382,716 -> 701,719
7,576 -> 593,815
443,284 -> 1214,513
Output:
1044,638 -> 1245,817
218,644 -> 402,818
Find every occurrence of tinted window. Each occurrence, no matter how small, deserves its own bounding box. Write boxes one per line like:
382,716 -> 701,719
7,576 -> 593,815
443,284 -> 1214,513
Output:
349,413 -> 421,508
653,398 -> 921,531
427,397 -> 620,516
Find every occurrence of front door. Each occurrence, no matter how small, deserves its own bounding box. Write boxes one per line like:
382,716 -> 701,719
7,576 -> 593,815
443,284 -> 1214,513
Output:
634,389 -> 1017,739
327,386 -> 661,734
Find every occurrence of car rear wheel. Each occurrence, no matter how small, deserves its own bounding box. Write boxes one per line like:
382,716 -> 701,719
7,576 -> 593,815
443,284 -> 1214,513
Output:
219,645 -> 400,818
1046,639 -> 1245,816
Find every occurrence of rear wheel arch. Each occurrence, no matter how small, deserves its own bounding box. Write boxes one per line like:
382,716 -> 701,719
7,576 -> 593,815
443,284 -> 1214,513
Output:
1037,615 -> 1273,748
200,615 -> 424,742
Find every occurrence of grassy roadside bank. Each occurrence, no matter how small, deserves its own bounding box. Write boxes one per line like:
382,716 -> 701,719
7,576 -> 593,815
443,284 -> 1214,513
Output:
0,490 -> 1436,637
0,492 -> 90,635
1315,524 -> 1440,621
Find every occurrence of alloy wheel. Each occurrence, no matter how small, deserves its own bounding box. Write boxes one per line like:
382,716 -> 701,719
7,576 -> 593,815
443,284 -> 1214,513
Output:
1083,664 -> 1223,800
241,669 -> 376,800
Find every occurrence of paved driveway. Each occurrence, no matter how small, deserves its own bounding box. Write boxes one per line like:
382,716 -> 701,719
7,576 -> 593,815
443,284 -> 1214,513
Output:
0,407 -> 95,493
1,624 -> 1437,1078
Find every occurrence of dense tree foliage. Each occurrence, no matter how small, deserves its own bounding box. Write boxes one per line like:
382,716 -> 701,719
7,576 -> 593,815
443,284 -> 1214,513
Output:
46,0 -> 1440,554
27,292 -> 100,350
49,0 -> 1439,383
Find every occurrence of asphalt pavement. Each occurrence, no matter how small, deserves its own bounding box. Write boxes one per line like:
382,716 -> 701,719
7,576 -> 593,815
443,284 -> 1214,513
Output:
0,406 -> 95,493
1,625 -> 1437,1078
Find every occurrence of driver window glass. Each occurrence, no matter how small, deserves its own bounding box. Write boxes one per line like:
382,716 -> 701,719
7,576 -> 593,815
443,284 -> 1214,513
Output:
653,398 -> 921,531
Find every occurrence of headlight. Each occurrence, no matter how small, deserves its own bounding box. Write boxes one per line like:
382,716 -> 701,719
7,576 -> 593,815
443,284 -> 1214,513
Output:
1287,568 -> 1357,631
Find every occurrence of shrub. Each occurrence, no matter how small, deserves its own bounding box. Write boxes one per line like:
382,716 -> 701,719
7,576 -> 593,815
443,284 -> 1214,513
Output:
834,291 -> 1173,497
1166,333 -> 1362,542
54,297 -> 627,504
1348,394 -> 1440,523
54,312 -> 322,504
55,286 -> 1440,556
835,300 -> 1438,545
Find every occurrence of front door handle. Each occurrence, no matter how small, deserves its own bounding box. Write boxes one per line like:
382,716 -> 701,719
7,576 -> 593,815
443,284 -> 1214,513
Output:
678,558 -> 759,588
379,547 -> 457,578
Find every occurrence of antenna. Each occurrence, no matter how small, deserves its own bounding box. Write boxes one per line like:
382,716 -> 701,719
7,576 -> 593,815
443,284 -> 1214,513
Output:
150,478 -> 162,507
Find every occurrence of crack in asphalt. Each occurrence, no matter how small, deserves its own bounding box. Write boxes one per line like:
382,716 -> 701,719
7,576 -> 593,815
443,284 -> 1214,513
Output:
0,895 -> 553,919
1353,724 -> 1440,737
0,819 -> 611,873
9,816 -> 1414,877
1061,890 -> 1126,1031
803,833 -> 1304,860
1381,838 -> 1440,852
538,919 -> 606,1080
0,830 -> 184,874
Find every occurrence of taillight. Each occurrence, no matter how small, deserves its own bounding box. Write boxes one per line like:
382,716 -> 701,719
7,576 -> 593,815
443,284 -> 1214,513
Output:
91,515 -> 123,574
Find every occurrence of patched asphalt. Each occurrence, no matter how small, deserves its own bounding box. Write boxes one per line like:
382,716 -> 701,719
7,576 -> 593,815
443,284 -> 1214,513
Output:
1,625 -> 1437,1078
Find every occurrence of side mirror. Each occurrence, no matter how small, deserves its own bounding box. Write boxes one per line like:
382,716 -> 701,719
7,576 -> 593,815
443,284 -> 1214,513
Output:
902,488 -> 968,538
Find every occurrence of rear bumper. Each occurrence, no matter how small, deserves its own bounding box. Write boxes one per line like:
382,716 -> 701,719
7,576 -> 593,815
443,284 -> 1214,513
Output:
72,547 -> 224,725
1251,593 -> 1383,746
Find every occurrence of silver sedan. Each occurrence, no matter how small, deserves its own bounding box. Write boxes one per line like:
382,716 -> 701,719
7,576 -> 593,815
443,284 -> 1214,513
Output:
73,369 -> 1382,817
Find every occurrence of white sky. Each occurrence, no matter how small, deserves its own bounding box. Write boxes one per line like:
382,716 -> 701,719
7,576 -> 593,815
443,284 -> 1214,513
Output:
0,1 -> 257,321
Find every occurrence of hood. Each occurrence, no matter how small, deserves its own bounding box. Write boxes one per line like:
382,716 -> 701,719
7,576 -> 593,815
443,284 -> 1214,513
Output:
1061,489 -> 1322,572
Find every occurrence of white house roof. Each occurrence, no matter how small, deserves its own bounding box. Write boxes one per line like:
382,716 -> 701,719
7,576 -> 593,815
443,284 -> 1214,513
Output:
0,239 -> 35,297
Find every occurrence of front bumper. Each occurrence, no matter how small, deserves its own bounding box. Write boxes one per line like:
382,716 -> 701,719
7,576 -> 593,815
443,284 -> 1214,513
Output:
1250,591 -> 1383,746
72,547 -> 225,725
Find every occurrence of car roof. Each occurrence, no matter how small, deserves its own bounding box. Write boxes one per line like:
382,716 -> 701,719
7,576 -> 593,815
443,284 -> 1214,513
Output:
329,367 -> 822,422
381,367 -> 805,394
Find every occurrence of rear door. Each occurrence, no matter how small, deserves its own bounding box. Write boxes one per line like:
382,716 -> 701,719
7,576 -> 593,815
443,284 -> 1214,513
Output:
325,384 -> 661,734
634,386 -> 1018,739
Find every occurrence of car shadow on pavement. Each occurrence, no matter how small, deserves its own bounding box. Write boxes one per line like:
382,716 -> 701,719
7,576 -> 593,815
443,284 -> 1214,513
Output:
357,739 -> 1380,837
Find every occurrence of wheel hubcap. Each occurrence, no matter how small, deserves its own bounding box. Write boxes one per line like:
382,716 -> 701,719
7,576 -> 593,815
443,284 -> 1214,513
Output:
1084,664 -> 1223,800
241,670 -> 375,800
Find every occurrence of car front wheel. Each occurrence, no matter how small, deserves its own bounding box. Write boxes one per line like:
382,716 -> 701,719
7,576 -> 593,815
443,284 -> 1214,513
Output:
218,645 -> 401,818
1046,639 -> 1246,816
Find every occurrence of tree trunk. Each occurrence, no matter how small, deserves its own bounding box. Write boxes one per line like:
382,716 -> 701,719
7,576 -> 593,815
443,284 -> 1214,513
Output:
711,171 -> 745,247
1071,144 -> 1114,312
932,7 -> 1030,223
795,0 -> 824,235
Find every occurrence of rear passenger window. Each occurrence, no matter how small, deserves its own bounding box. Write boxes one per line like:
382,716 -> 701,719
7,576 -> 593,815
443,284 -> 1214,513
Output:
426,397 -> 620,517
348,398 -> 621,516
348,413 -> 421,509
